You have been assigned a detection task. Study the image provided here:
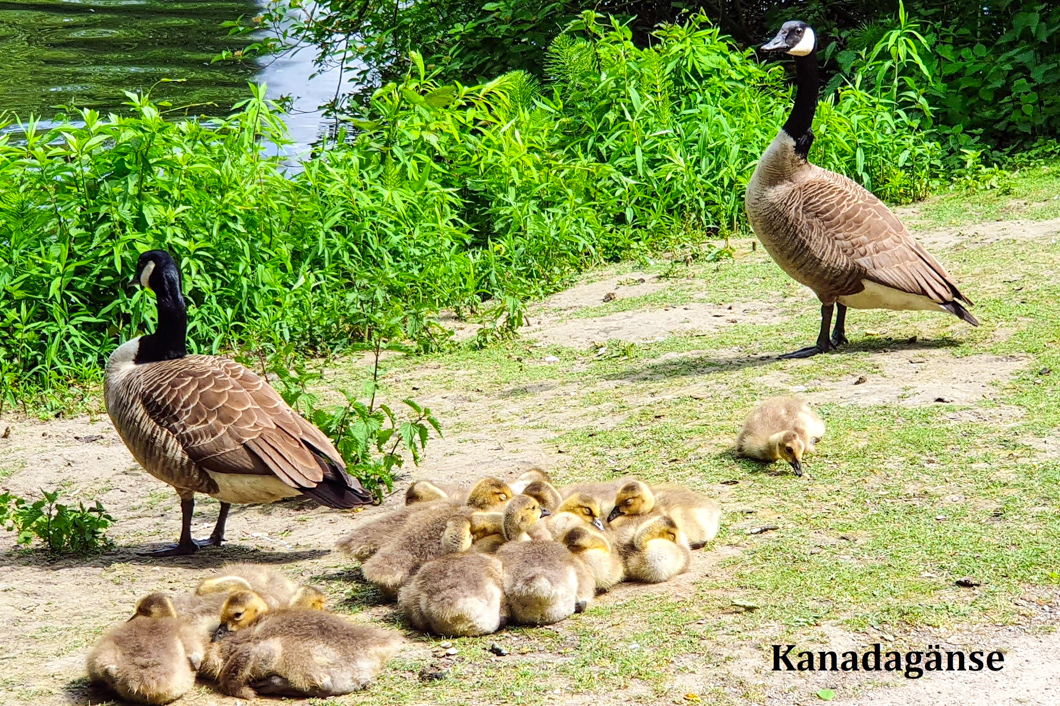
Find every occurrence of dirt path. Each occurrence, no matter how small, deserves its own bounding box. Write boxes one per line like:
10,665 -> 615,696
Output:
1,216 -> 1057,705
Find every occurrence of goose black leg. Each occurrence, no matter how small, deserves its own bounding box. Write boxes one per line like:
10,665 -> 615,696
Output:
779,304 -> 835,359
831,303 -> 849,347
208,502 -> 231,547
146,495 -> 225,556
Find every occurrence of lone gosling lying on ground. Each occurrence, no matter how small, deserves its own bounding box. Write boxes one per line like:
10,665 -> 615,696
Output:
735,396 -> 825,476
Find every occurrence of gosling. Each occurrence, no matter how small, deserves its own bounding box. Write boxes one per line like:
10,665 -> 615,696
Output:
196,563 -> 299,610
397,535 -> 509,637
203,590 -> 402,699
735,396 -> 825,476
338,476 -> 513,563
496,537 -> 595,625
560,525 -> 624,592
615,515 -> 691,583
87,594 -> 208,705
361,477 -> 514,597
607,481 -> 721,549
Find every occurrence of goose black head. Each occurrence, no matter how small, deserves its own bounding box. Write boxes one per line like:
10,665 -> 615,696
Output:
762,21 -> 816,56
132,250 -> 182,295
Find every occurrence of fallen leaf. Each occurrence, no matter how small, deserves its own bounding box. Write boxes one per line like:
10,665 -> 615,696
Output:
748,525 -> 778,535
853,375 -> 867,385
817,688 -> 835,701
956,577 -> 981,588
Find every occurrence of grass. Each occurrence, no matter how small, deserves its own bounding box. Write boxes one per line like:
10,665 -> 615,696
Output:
289,167 -> 1060,704
913,160 -> 1060,227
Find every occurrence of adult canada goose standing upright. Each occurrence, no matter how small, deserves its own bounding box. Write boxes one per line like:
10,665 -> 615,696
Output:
745,21 -> 977,358
105,250 -> 373,555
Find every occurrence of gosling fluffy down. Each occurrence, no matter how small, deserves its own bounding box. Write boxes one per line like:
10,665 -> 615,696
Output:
203,590 -> 402,699
614,514 -> 691,583
607,481 -> 721,549
195,563 -> 299,610
398,553 -> 508,636
496,539 -> 595,625
560,525 -> 624,592
735,396 -> 825,476
86,594 -> 209,705
360,478 -> 514,597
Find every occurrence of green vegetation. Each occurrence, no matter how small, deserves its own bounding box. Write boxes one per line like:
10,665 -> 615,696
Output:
252,0 -> 1060,147
0,490 -> 114,554
0,13 -> 950,413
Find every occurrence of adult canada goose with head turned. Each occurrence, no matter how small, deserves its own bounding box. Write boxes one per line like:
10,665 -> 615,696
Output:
745,21 -> 977,359
105,250 -> 373,555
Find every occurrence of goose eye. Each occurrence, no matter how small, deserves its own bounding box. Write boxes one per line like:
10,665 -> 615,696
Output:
668,532 -> 676,541
625,498 -> 634,506
498,493 -> 507,501
232,611 -> 244,620
583,507 -> 591,515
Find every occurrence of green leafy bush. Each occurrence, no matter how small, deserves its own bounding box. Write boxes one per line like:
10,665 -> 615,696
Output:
0,490 -> 114,554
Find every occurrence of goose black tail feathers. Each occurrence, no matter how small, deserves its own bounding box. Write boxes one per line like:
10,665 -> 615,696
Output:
942,300 -> 979,327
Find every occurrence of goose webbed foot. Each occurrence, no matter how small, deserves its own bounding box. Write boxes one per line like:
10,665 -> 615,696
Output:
780,304 -> 837,359
143,537 -> 211,557
778,344 -> 831,360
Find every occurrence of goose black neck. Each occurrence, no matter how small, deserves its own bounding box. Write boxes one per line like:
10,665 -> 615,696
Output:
782,52 -> 818,158
135,275 -> 188,364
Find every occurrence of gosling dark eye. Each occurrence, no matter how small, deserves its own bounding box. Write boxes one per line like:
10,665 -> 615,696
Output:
498,494 -> 507,501
625,499 -> 634,506
232,611 -> 244,620
668,533 -> 677,541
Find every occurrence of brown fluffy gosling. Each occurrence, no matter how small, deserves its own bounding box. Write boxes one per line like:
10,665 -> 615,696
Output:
203,590 -> 402,699
735,396 -> 825,476
87,594 -> 208,705
607,481 -> 721,549
360,477 -> 514,597
337,475 -> 513,564
496,534 -> 595,625
615,515 -> 691,583
560,525 -> 625,592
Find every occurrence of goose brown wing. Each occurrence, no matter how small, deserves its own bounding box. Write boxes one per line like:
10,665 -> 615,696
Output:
139,357 -> 362,500
795,172 -> 973,305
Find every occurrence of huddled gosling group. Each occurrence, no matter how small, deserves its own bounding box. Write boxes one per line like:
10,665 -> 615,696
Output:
336,468 -> 722,637
86,563 -> 402,704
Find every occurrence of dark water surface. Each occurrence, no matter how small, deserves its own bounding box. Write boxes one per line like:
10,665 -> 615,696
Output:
0,0 -> 343,153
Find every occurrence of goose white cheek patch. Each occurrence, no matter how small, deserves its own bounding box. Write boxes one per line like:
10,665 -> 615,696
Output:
788,28 -> 816,56
139,260 -> 156,289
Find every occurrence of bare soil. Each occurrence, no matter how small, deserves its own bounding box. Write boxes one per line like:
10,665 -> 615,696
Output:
0,216 -> 1055,705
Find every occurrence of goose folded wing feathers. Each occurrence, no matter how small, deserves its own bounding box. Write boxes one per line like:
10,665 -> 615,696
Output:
141,357 -> 336,490
795,173 -> 972,305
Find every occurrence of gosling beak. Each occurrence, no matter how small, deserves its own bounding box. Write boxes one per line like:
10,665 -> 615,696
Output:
606,506 -> 623,523
592,517 -> 605,532
761,32 -> 787,52
212,624 -> 230,641
790,460 -> 803,477
539,508 -> 551,517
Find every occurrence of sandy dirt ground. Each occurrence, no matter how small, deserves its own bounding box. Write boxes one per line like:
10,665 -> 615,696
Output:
1,215 -> 1058,705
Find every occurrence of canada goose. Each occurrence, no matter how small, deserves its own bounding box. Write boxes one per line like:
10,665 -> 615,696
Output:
562,478 -> 635,519
104,251 -> 373,555
509,467 -> 553,494
204,590 -> 402,698
335,476 -> 513,561
405,480 -> 452,505
560,525 -> 624,592
745,21 -> 977,359
360,477 -> 513,597
549,492 -> 606,533
87,594 -> 208,704
496,535 -> 595,625
398,552 -> 508,636
466,494 -> 551,553
606,481 -> 721,549
520,479 -> 563,513
735,396 -> 825,476
196,563 -> 298,610
615,515 -> 691,583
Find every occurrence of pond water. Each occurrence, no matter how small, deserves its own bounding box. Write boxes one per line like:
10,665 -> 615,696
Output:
0,0 -> 346,156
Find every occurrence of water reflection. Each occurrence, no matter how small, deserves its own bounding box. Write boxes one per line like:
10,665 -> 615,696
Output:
0,0 -> 344,155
